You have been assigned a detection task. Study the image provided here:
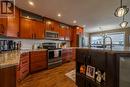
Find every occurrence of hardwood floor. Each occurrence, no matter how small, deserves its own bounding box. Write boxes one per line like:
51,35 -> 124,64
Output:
17,62 -> 77,87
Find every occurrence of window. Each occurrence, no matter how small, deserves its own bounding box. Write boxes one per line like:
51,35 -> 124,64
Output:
90,32 -> 125,48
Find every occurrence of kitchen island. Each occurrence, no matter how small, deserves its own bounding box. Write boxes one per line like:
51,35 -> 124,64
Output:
76,47 -> 130,87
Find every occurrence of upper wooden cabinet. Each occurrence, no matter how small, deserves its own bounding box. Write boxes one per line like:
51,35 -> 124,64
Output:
44,19 -> 60,33
76,27 -> 84,35
31,20 -> 44,39
53,22 -> 60,33
0,18 -> 7,35
19,17 -> 44,39
0,7 -> 19,37
64,27 -> 72,41
71,26 -> 84,47
19,10 -> 44,39
59,28 -> 65,40
19,18 -> 32,39
59,24 -> 72,41
6,7 -> 20,37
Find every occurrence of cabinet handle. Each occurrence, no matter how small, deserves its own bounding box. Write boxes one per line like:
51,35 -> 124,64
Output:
17,32 -> 20,36
35,34 -> 36,38
22,61 -> 28,64
32,34 -> 34,39
0,24 -> 4,34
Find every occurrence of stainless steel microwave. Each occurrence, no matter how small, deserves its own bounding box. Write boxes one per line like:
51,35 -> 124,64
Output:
45,31 -> 59,39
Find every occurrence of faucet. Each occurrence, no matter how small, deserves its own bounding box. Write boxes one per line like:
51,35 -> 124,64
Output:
103,36 -> 113,49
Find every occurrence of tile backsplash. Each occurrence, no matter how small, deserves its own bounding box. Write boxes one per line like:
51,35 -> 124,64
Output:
0,38 -> 70,49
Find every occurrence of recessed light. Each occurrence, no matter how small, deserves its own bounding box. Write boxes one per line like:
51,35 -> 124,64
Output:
28,1 -> 34,6
47,21 -> 52,25
26,16 -> 30,18
73,20 -> 77,24
58,13 -> 61,17
76,27 -> 80,29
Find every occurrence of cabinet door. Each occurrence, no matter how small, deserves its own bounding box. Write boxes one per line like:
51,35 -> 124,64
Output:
65,28 -> 71,41
45,21 -> 53,31
0,18 -> 7,35
20,18 -> 33,38
76,49 -> 89,64
33,20 -> 44,39
30,51 -> 47,73
6,7 -> 19,37
59,28 -> 65,40
90,50 -> 106,71
76,73 -> 86,87
53,22 -> 59,33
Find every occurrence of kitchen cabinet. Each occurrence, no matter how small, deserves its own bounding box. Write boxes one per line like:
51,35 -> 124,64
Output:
31,20 -> 44,39
65,27 -> 72,41
71,28 -> 77,47
62,49 -> 73,63
0,7 -> 19,37
20,17 -> 44,39
53,22 -> 60,33
6,7 -> 20,37
0,18 -> 7,35
29,51 -> 47,73
72,48 -> 76,60
17,52 -> 29,81
0,66 -> 16,87
19,18 -> 32,38
71,26 -> 84,47
59,28 -> 65,40
44,19 -> 54,31
44,19 -> 60,33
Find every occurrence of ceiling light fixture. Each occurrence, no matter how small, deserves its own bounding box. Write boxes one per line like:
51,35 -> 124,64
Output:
58,13 -> 61,17
114,0 -> 129,17
73,20 -> 77,24
28,1 -> 34,6
120,16 -> 128,28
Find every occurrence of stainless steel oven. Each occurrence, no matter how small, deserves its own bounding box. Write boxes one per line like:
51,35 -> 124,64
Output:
42,43 -> 62,68
48,49 -> 62,68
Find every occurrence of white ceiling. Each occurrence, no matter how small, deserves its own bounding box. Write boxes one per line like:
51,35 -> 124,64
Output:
15,0 -> 130,33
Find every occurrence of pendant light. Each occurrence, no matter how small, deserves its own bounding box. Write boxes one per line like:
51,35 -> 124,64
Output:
114,0 -> 129,17
120,16 -> 128,28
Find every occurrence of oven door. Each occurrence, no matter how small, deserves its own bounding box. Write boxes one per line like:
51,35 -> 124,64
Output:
48,50 -> 54,59
48,49 -> 62,68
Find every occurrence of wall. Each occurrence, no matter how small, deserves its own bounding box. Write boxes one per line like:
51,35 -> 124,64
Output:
0,38 -> 70,49
88,27 -> 130,47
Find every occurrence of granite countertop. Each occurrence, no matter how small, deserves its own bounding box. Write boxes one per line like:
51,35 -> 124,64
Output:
0,49 -> 47,69
0,51 -> 21,69
77,47 -> 130,53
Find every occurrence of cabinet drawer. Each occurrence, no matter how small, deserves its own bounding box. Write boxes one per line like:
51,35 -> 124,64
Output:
30,55 -> 47,63
20,58 -> 29,68
30,62 -> 45,72
30,51 -> 47,56
20,65 -> 29,80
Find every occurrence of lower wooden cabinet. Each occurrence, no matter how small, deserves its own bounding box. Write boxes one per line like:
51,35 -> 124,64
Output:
62,49 -> 73,63
72,48 -> 76,60
29,51 -> 47,73
0,66 -> 16,87
16,52 -> 29,81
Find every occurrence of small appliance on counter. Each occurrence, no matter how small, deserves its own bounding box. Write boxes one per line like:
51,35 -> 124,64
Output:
0,40 -> 21,52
